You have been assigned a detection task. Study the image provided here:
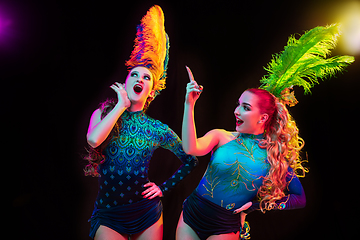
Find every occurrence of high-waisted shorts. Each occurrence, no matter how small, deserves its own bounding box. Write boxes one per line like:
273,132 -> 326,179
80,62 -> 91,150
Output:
89,197 -> 162,238
183,191 -> 240,240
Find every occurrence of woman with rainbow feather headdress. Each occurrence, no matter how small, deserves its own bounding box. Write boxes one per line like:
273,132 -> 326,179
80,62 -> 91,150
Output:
176,24 -> 354,240
85,5 -> 198,240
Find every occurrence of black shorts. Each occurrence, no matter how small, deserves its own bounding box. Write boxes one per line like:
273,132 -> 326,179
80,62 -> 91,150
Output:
183,191 -> 240,240
89,197 -> 162,238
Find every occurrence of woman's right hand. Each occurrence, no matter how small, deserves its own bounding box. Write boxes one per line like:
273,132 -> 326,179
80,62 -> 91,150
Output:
185,66 -> 203,106
110,82 -> 131,109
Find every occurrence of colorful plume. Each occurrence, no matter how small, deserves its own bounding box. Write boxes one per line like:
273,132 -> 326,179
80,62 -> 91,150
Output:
260,24 -> 355,106
126,5 -> 170,97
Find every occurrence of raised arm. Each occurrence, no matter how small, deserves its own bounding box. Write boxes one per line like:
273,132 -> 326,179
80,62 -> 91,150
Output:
87,82 -> 130,148
182,66 -> 220,156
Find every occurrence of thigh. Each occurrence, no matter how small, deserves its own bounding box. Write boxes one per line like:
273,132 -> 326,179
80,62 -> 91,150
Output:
132,213 -> 163,240
95,225 -> 129,240
176,211 -> 200,240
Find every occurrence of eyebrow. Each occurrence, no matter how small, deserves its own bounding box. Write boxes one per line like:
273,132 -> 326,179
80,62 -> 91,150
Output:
131,71 -> 151,78
242,102 -> 252,107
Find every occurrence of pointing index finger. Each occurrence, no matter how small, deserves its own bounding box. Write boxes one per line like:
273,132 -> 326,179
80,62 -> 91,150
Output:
185,66 -> 195,83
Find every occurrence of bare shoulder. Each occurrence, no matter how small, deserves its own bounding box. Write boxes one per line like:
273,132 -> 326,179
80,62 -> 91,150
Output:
208,129 -> 237,150
229,131 -> 239,138
206,129 -> 231,136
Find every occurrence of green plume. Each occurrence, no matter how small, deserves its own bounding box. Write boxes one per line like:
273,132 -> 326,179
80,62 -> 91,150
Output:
260,24 -> 355,105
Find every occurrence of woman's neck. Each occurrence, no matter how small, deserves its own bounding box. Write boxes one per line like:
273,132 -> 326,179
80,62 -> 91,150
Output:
128,101 -> 145,112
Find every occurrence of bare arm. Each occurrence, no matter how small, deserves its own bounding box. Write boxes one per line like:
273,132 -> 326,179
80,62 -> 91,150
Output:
182,66 -> 220,156
86,82 -> 131,148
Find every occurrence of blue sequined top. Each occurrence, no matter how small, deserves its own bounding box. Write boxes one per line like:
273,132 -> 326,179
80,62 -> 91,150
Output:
196,133 -> 270,210
95,110 -> 198,209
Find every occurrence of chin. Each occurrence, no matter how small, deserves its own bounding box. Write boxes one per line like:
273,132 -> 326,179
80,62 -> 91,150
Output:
130,93 -> 148,104
236,126 -> 244,133
236,126 -> 252,134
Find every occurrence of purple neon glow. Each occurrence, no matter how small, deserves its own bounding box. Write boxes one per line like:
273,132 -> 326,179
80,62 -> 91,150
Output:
0,7 -> 13,45
0,18 -> 11,33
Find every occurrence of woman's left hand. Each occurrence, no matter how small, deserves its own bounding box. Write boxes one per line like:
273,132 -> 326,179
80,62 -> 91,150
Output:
233,201 -> 252,214
233,201 -> 252,228
142,182 -> 163,199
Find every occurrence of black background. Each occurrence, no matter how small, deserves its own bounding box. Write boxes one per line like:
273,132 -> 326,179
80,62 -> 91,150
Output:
5,0 -> 359,239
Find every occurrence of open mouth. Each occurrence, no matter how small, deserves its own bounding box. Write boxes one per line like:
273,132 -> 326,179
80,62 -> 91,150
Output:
133,84 -> 143,94
236,118 -> 244,126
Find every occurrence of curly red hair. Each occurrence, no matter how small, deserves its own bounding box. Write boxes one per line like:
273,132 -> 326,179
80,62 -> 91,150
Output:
247,88 -> 307,212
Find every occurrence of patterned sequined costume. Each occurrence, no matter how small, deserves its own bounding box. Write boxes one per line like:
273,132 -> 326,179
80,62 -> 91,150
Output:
196,133 -> 269,210
183,133 -> 305,239
89,110 -> 198,237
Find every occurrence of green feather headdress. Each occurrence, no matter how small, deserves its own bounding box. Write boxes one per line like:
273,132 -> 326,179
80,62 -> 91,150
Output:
260,24 -> 355,106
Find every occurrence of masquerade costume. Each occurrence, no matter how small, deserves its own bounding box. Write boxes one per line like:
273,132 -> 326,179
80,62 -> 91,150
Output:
88,6 -> 198,237
89,111 -> 197,237
182,24 -> 354,240
183,134 -> 305,239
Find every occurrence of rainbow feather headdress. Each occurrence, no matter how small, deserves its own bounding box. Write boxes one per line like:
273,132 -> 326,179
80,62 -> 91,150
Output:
126,5 -> 170,98
260,24 -> 355,106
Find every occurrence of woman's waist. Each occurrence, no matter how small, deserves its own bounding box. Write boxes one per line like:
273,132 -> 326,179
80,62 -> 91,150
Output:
94,193 -> 161,211
195,185 -> 258,211
96,183 -> 149,208
98,175 -> 149,193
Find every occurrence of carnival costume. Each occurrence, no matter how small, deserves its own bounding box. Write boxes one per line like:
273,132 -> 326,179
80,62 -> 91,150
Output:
183,134 -> 305,239
88,6 -> 198,237
183,24 -> 354,240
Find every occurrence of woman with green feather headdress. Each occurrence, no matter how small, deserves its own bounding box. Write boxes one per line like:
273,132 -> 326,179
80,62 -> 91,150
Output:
176,24 -> 354,240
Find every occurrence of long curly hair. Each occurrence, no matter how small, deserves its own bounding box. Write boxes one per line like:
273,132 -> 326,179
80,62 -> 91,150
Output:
246,88 -> 308,212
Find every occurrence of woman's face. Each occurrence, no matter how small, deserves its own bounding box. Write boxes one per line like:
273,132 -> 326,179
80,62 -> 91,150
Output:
125,66 -> 154,106
234,91 -> 268,135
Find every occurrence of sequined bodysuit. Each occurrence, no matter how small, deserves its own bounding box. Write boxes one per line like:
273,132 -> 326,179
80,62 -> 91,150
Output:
95,110 -> 198,209
196,133 -> 270,210
183,133 -> 306,240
